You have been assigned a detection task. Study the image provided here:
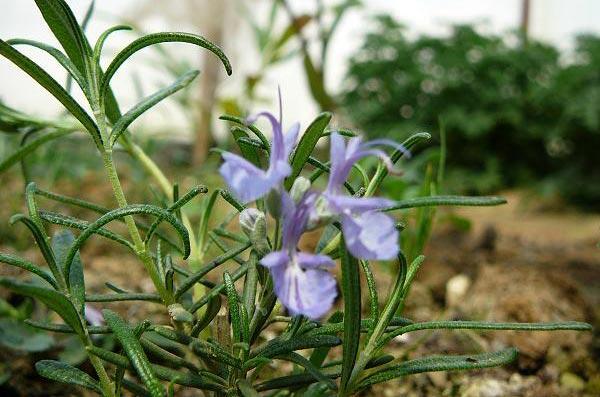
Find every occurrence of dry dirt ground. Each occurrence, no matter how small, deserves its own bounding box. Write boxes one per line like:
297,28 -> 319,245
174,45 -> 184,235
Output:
1,185 -> 599,396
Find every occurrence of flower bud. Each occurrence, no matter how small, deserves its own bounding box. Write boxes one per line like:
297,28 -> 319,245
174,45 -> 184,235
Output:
266,189 -> 282,218
290,176 -> 311,203
239,208 -> 269,255
307,195 -> 335,230
168,303 -> 194,324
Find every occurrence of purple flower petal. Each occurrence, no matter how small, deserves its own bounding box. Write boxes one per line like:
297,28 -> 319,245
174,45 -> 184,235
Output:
270,260 -> 337,319
222,94 -> 299,203
284,122 -> 300,156
296,252 -> 335,268
280,191 -> 317,249
219,152 -> 281,203
341,211 -> 399,260
261,250 -> 290,269
327,194 -> 394,214
84,305 -> 104,326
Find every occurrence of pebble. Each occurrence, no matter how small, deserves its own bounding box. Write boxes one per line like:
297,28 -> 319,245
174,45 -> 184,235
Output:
462,378 -> 508,397
445,274 -> 471,308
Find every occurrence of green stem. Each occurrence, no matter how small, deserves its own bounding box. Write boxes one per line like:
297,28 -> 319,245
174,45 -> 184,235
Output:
101,149 -> 170,303
88,345 -> 115,396
120,136 -> 199,262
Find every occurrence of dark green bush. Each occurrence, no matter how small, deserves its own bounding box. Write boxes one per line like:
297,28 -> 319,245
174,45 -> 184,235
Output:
341,16 -> 600,208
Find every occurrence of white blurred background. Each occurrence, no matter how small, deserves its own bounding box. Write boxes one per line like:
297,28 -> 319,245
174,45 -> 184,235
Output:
1,0 -> 599,140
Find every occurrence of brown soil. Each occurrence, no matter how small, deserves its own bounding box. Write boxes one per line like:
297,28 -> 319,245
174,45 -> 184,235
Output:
1,174 -> 599,395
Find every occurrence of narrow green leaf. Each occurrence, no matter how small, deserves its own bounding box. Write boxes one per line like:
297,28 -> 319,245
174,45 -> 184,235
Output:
285,112 -> 332,189
0,128 -> 75,174
219,114 -> 270,150
25,319 -> 109,334
307,316 -> 413,336
276,352 -> 337,390
242,251 -> 259,319
120,379 -> 151,397
219,189 -> 246,212
34,0 -> 92,75
189,263 -> 250,319
195,190 -> 220,258
358,348 -> 519,389
40,211 -> 133,251
384,195 -> 507,212
255,366 -> 341,392
88,346 -> 221,390
35,188 -> 181,253
189,339 -> 243,369
0,278 -> 83,335
223,272 -> 242,343
103,309 -> 164,397
35,360 -> 101,393
144,185 -> 207,246
174,242 -> 250,300
93,25 -> 131,63
64,204 -> 190,282
9,214 -> 62,285
101,32 -> 232,100
360,260 -> 379,330
339,235 -> 361,394
247,335 -> 342,369
366,354 -> 395,369
52,230 -> 85,315
380,320 -> 592,348
190,294 -> 221,337
304,382 -> 336,397
0,253 -> 57,288
365,132 -> 431,196
35,186 -> 109,213
80,0 -> 95,31
232,126 -> 262,167
0,40 -> 101,148
110,70 -> 199,146
139,336 -> 199,372
86,292 -> 161,303
7,39 -> 87,93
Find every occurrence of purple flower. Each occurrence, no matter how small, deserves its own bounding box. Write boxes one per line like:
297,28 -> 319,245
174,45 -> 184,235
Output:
84,305 -> 104,326
260,192 -> 337,319
317,132 -> 409,260
220,92 -> 299,203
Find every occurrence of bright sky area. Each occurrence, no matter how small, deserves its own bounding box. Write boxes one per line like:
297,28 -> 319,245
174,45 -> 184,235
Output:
1,0 -> 599,139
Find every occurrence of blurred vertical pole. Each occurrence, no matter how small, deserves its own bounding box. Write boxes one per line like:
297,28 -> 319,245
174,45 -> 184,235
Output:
521,0 -> 530,42
193,0 -> 227,165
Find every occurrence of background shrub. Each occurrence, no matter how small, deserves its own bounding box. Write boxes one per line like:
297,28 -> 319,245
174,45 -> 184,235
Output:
341,16 -> 600,208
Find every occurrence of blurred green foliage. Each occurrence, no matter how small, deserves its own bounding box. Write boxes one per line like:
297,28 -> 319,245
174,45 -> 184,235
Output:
341,16 -> 600,208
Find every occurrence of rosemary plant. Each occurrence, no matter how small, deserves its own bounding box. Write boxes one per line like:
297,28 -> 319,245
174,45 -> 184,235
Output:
0,1 -> 591,396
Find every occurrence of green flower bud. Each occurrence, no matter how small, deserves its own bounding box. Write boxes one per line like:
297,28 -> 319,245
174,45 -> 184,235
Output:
307,195 -> 335,230
266,189 -> 282,218
167,303 -> 194,324
239,208 -> 269,255
290,176 -> 311,203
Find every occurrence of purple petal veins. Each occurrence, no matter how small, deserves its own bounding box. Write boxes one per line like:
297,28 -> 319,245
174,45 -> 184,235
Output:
321,131 -> 406,260
260,192 -> 338,319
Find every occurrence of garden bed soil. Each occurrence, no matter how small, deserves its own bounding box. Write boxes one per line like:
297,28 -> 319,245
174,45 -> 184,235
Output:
1,187 -> 599,396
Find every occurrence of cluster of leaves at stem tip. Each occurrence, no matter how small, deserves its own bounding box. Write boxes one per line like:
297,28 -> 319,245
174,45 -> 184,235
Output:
0,1 -> 592,397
